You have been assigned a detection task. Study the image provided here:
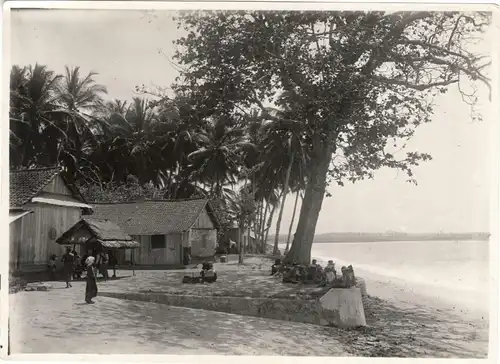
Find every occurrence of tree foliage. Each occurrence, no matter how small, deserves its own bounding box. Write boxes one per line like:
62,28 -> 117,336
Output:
173,10 -> 491,263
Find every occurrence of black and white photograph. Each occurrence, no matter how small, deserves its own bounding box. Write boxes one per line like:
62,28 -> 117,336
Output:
1,2 -> 498,360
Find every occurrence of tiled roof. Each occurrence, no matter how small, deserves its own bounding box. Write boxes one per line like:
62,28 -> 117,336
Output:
89,199 -> 217,235
10,166 -> 61,207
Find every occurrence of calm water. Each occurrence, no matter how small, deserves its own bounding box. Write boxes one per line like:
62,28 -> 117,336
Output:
281,240 -> 489,294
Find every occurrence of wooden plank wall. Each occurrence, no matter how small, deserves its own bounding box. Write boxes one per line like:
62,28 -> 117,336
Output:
42,175 -> 73,195
9,219 -> 22,270
192,208 -> 215,229
12,203 -> 81,271
190,228 -> 217,258
189,207 -> 217,258
131,234 -> 182,265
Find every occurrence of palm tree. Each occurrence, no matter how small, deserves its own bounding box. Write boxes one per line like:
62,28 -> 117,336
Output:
107,99 -> 129,116
9,64 -> 63,167
56,66 -> 107,113
259,111 -> 307,256
126,97 -> 155,133
187,117 -> 253,199
52,66 -> 109,182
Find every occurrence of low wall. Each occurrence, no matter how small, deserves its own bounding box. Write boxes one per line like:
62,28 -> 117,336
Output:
99,288 -> 366,328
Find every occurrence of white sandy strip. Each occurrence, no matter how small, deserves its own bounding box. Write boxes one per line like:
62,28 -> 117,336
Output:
313,255 -> 489,322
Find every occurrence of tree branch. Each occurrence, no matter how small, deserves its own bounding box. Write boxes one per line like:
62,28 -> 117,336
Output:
373,76 -> 459,91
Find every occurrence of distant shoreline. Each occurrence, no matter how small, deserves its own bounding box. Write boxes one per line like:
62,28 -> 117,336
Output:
269,232 -> 489,244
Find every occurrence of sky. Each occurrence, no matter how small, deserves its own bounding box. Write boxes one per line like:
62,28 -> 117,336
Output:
9,9 -> 495,234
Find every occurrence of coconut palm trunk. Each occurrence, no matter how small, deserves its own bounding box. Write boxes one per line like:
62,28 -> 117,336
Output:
273,153 -> 295,255
238,216 -> 244,264
285,190 -> 300,254
264,203 -> 276,254
246,226 -> 251,253
260,202 -> 269,253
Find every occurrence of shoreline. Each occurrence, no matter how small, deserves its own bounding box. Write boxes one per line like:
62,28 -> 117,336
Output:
310,255 -> 488,320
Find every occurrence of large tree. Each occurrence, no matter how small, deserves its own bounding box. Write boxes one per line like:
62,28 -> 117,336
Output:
173,10 -> 491,264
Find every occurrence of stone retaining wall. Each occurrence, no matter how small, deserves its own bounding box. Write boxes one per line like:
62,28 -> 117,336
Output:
99,289 -> 365,328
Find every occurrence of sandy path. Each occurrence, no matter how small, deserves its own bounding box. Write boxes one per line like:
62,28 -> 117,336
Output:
9,281 -> 346,356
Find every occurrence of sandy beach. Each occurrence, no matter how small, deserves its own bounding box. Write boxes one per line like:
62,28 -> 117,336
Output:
8,256 -> 490,357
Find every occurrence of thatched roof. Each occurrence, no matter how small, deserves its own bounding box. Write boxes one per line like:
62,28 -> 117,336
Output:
84,219 -> 134,241
90,199 -> 219,235
57,218 -> 139,249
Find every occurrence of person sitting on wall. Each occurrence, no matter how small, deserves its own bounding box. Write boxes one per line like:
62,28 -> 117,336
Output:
282,262 -> 301,284
307,259 -> 319,281
341,265 -> 356,288
200,262 -> 217,283
324,260 -> 337,284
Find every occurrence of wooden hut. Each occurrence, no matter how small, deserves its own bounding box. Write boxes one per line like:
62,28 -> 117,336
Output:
9,166 -> 92,273
56,218 -> 139,250
90,199 -> 220,266
56,218 -> 140,274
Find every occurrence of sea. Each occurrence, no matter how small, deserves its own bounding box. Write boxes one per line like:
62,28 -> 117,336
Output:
279,240 -> 490,313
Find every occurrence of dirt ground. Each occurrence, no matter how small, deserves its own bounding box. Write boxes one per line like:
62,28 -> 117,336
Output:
9,283 -> 346,356
7,256 -> 490,357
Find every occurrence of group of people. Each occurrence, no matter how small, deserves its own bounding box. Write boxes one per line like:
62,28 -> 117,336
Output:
48,247 -> 120,304
271,258 -> 338,285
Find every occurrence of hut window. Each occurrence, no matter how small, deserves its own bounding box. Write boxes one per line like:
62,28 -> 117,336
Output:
151,235 -> 166,249
202,234 -> 208,249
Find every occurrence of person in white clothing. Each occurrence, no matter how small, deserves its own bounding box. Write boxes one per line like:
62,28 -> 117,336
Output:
324,260 -> 337,284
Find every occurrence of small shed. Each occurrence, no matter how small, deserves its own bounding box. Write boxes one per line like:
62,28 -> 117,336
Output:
56,218 -> 140,252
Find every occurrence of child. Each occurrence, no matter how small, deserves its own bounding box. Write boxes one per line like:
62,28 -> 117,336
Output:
48,254 -> 57,281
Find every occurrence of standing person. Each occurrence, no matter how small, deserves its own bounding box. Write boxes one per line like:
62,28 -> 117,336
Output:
61,247 -> 75,288
98,251 -> 109,281
84,256 -> 98,304
109,252 -> 118,278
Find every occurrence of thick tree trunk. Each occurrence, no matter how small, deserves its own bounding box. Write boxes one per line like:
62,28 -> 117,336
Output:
264,203 -> 277,254
285,190 -> 300,254
273,153 -> 295,255
284,141 -> 334,265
